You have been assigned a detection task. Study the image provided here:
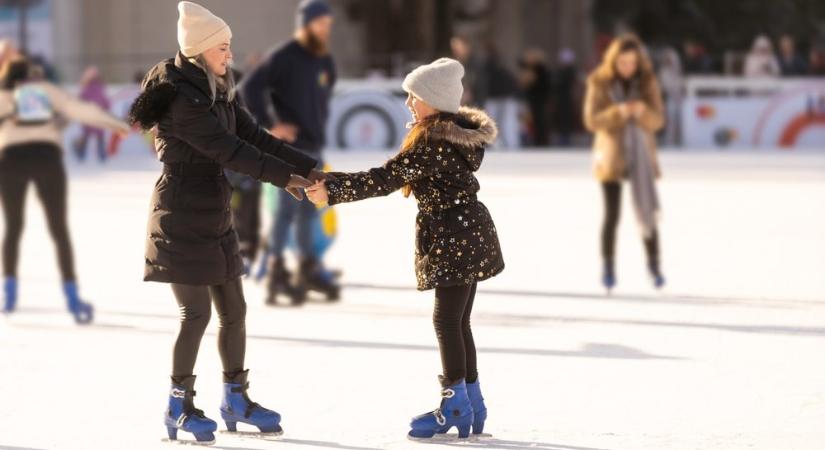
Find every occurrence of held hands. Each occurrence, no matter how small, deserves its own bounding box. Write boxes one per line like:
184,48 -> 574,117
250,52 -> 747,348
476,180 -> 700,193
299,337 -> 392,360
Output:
308,168 -> 336,183
305,180 -> 329,205
285,174 -> 312,201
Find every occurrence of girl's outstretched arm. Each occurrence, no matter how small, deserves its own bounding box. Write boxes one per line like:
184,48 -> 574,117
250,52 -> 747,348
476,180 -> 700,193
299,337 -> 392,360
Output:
322,144 -> 439,205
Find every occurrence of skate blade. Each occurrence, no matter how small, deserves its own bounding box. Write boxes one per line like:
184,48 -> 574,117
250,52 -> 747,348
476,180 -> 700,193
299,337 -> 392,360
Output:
219,429 -> 284,440
469,433 -> 494,441
408,433 -> 475,443
161,438 -> 215,446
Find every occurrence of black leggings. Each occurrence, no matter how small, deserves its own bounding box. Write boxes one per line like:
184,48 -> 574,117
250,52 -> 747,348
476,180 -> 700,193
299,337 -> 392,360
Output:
601,181 -> 659,263
171,278 -> 247,382
0,142 -> 76,281
433,283 -> 478,386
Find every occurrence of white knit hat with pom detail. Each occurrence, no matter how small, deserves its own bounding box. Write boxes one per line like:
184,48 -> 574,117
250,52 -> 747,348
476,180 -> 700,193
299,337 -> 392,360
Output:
177,1 -> 232,58
402,58 -> 465,114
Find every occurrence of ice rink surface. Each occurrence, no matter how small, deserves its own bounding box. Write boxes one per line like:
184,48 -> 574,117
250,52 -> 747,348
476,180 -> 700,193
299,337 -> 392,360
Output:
1,149 -> 824,450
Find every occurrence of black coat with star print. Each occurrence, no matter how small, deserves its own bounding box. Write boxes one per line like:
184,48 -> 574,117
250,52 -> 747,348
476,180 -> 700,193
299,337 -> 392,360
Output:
326,107 -> 504,290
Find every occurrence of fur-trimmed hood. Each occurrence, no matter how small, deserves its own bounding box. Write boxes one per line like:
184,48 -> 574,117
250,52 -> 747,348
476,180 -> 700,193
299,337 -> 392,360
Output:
425,106 -> 498,171
128,52 -> 213,130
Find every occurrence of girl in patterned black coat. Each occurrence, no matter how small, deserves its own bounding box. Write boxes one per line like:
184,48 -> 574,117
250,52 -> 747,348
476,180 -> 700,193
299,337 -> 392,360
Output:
306,58 -> 504,440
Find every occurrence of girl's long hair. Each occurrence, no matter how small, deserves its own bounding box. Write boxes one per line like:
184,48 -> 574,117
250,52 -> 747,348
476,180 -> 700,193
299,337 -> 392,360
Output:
592,33 -> 655,86
398,112 -> 457,198
189,55 -> 236,105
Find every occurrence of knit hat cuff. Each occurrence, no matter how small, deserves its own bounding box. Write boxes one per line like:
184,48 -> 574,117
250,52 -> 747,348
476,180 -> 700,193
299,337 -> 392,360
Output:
402,77 -> 460,114
180,24 -> 232,58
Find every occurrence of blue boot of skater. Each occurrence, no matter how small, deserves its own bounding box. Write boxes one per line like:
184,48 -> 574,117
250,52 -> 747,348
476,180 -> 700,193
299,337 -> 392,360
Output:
409,378 -> 474,440
466,379 -> 488,435
602,260 -> 616,294
63,281 -> 93,324
220,370 -> 282,434
3,277 -> 17,313
649,261 -> 665,289
164,376 -> 217,444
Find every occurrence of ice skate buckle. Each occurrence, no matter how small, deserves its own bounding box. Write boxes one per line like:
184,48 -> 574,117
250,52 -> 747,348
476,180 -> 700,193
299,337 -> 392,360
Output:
440,388 -> 455,399
433,409 -> 447,426
170,387 -> 186,398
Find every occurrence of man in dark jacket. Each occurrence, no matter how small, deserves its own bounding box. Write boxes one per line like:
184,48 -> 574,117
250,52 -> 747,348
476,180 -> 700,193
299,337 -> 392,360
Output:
239,0 -> 336,304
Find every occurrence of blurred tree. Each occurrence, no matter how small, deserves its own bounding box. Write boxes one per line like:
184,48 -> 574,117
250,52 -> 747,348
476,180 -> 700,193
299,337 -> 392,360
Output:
0,0 -> 44,54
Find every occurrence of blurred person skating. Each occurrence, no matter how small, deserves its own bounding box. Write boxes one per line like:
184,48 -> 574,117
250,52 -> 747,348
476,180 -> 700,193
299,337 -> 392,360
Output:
682,39 -> 713,75
519,48 -> 551,146
224,52 -> 264,274
127,2 -> 327,444
777,35 -> 808,76
743,35 -> 780,77
553,48 -> 578,147
306,58 -> 503,441
0,56 -> 129,323
73,66 -> 112,162
239,0 -> 337,306
809,47 -> 825,76
482,42 -> 520,149
450,35 -> 488,108
583,34 -> 666,293
657,47 -> 683,146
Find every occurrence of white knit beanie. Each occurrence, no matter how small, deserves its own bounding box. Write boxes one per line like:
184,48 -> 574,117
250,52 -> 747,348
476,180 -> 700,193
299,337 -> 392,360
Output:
402,58 -> 465,114
177,1 -> 232,58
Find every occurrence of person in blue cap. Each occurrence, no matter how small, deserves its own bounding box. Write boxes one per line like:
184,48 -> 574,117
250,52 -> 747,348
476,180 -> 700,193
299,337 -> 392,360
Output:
239,0 -> 337,305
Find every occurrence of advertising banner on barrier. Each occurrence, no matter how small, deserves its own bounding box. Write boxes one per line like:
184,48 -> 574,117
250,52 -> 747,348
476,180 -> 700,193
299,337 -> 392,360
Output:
682,77 -> 825,149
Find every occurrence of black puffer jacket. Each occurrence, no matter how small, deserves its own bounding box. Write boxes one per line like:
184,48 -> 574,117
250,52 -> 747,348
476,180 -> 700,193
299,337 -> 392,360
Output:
130,53 -> 317,285
326,107 -> 504,290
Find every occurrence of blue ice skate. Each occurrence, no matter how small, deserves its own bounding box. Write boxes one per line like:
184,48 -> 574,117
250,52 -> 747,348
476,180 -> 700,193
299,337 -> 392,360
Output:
3,277 -> 16,313
466,379 -> 488,435
409,379 -> 473,440
164,378 -> 217,445
63,281 -> 93,324
220,370 -> 282,435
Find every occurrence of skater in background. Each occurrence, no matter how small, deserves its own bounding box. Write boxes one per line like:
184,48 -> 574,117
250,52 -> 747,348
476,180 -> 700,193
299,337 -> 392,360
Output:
128,2 -> 328,444
239,0 -> 338,306
450,35 -> 487,108
743,35 -> 780,77
0,55 -> 129,323
552,47 -> 579,147
306,58 -> 504,441
583,33 -> 665,292
73,66 -> 112,163
519,47 -> 551,146
777,34 -> 808,76
482,41 -> 520,149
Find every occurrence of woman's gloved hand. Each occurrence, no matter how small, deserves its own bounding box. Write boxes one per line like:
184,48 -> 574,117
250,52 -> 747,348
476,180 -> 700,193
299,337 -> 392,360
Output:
308,168 -> 336,183
285,174 -> 312,201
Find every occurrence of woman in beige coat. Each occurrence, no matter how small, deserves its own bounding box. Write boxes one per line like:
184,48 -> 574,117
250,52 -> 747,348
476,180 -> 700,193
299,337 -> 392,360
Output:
583,33 -> 665,292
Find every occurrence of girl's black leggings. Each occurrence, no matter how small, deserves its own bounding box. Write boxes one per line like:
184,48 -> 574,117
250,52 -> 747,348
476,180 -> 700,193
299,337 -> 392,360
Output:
0,142 -> 76,281
601,181 -> 659,263
433,283 -> 478,387
171,278 -> 247,383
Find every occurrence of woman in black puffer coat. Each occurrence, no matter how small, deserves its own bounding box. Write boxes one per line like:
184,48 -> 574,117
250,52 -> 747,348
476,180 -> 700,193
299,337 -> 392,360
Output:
307,58 -> 503,441
128,2 -> 329,443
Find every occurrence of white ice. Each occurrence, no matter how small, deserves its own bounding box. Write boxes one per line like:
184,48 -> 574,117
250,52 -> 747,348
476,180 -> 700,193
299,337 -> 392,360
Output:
1,148 -> 824,450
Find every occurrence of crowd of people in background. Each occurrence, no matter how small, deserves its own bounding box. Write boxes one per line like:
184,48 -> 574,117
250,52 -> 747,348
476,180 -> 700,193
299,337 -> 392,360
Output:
2,29 -> 823,155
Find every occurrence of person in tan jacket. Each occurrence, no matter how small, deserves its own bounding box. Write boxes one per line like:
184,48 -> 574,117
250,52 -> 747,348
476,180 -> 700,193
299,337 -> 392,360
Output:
583,33 -> 665,292
0,56 -> 130,323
